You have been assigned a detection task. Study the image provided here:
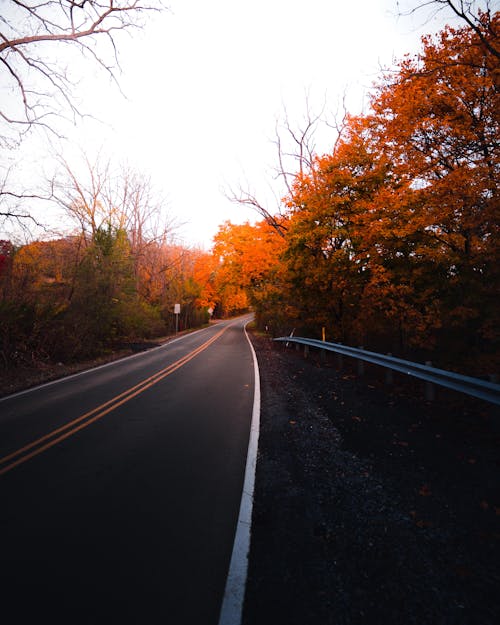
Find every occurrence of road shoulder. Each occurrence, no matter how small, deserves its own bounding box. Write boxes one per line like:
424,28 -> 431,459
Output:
244,330 -> 499,625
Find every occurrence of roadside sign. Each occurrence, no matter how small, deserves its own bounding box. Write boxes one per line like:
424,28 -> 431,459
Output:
174,303 -> 180,334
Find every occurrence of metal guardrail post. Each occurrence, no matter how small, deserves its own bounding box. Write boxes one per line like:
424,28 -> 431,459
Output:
385,354 -> 394,385
357,347 -> 365,376
425,361 -> 435,401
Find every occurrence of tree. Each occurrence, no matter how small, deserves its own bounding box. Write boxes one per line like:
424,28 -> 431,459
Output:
283,115 -> 394,342
280,13 -> 499,369
52,152 -> 173,247
369,15 -> 499,363
0,151 -> 180,364
0,1 -> 165,225
49,152 -> 180,344
109,164 -> 177,295
0,239 -> 14,296
213,220 -> 286,322
405,1 -> 500,60
0,1 -> 163,144
225,96 -> 345,238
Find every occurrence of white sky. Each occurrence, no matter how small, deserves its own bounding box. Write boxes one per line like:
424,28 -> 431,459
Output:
2,0 -> 477,248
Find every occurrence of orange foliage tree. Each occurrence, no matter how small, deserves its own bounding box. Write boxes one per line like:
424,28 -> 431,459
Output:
284,117 -> 392,342
212,220 -> 286,323
266,14 -> 499,372
366,14 -> 500,366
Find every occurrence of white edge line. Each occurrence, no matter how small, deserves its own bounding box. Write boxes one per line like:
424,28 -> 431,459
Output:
218,320 -> 261,625
0,325 -> 211,403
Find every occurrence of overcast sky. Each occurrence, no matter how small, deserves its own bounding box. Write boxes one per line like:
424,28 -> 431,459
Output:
4,0 -> 474,248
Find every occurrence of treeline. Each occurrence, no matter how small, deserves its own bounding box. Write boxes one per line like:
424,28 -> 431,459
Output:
215,15 -> 499,375
0,158 -> 249,369
0,233 -> 219,366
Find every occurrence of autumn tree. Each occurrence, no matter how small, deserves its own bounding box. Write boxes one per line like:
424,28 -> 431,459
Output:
0,233 -> 215,366
51,154 -> 176,300
407,1 -> 500,61
0,236 -> 83,363
151,244 -> 211,331
191,249 -> 218,311
212,220 -> 286,323
283,115 -> 397,343
368,14 -> 499,366
0,154 -> 216,365
0,239 -> 14,297
273,13 -> 499,371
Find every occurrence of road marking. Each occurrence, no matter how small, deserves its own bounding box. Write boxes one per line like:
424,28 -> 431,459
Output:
0,325 -> 229,477
218,321 -> 261,625
0,325 -> 211,403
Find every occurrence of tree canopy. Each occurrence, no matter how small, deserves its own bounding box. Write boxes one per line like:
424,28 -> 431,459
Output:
214,12 -> 500,374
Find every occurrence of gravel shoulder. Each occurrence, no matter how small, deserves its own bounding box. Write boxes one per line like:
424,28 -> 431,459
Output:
244,330 -> 500,625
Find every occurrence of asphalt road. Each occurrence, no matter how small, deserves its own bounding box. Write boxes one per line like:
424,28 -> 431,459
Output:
0,316 -> 256,625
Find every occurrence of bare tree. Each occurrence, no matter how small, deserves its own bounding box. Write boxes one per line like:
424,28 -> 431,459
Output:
225,95 -> 349,237
0,162 -> 53,233
0,1 -> 164,144
110,164 -> 175,249
0,1 -> 165,227
105,163 -> 179,292
51,150 -> 177,292
51,151 -> 111,238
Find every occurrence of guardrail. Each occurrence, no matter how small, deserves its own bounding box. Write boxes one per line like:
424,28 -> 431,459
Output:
273,336 -> 500,406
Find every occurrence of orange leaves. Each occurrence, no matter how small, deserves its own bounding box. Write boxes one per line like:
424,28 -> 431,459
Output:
191,250 -> 218,310
262,15 -> 500,368
214,220 -> 285,280
204,16 -> 500,372
212,220 -> 286,317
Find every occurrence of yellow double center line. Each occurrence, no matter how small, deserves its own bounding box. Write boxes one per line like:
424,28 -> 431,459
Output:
0,325 -> 229,477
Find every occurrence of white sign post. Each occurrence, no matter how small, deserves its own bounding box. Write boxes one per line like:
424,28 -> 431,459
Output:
174,303 -> 180,334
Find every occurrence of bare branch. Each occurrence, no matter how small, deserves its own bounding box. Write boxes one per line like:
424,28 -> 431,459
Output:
51,150 -> 176,264
324,92 -> 351,154
0,160 -> 54,232
225,93 -> 346,236
399,1 -> 500,59
0,1 -> 166,141
223,184 -> 288,238
0,1 -> 167,230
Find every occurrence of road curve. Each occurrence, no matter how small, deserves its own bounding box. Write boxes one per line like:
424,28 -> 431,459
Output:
0,315 -> 257,625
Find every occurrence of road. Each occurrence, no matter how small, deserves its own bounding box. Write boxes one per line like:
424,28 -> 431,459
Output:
0,315 -> 257,625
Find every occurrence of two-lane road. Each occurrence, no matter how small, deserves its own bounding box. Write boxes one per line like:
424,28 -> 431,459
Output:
0,315 -> 257,624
